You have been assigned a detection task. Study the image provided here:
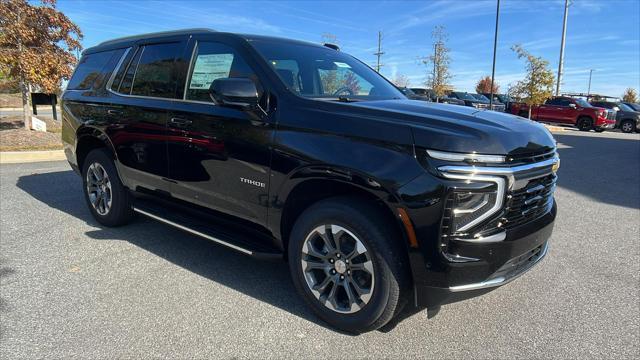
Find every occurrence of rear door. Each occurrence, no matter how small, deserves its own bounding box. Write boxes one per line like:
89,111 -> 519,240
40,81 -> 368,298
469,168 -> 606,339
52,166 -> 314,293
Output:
165,35 -> 275,226
537,98 -> 561,122
104,37 -> 188,193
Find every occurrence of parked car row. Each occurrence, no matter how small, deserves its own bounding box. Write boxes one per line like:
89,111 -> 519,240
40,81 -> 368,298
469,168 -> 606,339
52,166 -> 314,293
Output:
401,87 -> 639,134
510,96 -> 640,133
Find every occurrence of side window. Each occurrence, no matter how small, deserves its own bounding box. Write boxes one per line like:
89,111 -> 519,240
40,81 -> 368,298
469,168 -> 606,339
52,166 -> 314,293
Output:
546,98 -> 561,106
270,60 -> 301,93
185,41 -> 261,102
117,47 -> 143,95
67,49 -> 122,90
130,43 -> 182,98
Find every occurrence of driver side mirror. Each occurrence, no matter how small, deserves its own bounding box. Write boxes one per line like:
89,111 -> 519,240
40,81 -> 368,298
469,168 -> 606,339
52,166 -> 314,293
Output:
209,78 -> 259,109
568,103 -> 577,109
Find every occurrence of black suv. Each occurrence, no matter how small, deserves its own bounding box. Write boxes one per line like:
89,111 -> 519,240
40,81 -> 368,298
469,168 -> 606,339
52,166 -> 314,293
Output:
590,101 -> 640,133
62,29 -> 558,333
448,91 -> 490,109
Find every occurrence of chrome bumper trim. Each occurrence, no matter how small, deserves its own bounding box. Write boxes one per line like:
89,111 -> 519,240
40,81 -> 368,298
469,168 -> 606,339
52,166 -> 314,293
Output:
449,242 -> 549,292
452,231 -> 506,244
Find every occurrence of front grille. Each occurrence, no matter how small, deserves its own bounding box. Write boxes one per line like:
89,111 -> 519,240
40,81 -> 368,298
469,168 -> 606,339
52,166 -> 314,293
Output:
501,174 -> 556,229
508,149 -> 556,164
606,110 -> 616,120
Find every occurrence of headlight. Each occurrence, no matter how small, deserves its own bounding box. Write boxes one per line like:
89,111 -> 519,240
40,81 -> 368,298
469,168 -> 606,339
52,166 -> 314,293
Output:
451,191 -> 499,232
440,173 -> 506,233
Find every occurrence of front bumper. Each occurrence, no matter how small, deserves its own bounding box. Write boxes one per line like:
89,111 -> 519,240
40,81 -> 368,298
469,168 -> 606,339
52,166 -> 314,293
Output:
413,205 -> 555,307
596,118 -> 616,129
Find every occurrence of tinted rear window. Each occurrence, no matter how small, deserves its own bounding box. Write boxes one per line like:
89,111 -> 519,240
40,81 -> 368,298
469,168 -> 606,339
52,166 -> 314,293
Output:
130,43 -> 182,98
68,49 -> 123,90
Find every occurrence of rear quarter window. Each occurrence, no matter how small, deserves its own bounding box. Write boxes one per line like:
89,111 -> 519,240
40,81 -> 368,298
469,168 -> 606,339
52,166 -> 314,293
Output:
67,49 -> 124,90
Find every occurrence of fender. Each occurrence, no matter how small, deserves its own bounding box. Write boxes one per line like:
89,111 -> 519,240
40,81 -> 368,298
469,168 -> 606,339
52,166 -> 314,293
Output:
268,163 -> 414,252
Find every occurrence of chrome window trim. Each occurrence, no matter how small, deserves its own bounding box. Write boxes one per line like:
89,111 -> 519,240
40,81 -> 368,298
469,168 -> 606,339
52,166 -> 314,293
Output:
183,40 -> 199,100
105,47 -> 132,91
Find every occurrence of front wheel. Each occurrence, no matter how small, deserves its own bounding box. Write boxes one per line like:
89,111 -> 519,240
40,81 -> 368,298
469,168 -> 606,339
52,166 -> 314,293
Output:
578,117 -> 593,131
82,148 -> 134,227
288,197 -> 410,333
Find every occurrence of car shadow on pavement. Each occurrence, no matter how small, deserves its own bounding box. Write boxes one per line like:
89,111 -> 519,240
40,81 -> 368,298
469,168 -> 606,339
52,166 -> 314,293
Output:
554,133 -> 639,209
16,170 -> 355,334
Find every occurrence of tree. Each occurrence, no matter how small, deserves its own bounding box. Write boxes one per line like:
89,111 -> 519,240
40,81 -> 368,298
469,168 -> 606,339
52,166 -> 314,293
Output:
0,0 -> 82,129
422,25 -> 452,101
343,72 -> 361,95
622,88 -> 638,103
510,44 -> 555,119
392,74 -> 411,88
475,76 -> 499,94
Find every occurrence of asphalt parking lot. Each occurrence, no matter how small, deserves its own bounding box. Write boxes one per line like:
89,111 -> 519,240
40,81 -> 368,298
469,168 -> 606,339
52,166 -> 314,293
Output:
1,130 -> 638,358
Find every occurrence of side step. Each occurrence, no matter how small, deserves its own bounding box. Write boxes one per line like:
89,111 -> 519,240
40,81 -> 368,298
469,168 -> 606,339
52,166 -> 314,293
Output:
132,198 -> 283,260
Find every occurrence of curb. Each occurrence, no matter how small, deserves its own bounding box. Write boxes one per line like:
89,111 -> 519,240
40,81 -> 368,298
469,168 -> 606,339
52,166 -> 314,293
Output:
0,150 -> 66,164
544,125 -> 566,132
1,107 -> 61,112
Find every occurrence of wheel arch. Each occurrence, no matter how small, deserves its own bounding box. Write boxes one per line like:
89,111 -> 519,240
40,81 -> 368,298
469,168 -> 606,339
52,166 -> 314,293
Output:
275,167 -> 412,260
75,126 -> 118,171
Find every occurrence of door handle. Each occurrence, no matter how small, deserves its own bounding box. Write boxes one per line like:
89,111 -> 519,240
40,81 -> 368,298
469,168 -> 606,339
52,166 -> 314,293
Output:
170,117 -> 192,127
107,109 -> 123,116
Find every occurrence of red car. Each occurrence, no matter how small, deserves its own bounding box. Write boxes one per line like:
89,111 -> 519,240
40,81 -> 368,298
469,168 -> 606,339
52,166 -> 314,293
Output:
511,96 -> 616,132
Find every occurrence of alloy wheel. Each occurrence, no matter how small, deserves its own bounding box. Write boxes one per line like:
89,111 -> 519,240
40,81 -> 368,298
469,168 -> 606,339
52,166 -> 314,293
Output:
622,122 -> 634,133
301,224 -> 375,314
86,162 -> 112,215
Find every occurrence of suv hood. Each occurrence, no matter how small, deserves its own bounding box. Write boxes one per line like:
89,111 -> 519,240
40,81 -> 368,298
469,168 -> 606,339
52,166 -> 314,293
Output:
347,100 -> 556,156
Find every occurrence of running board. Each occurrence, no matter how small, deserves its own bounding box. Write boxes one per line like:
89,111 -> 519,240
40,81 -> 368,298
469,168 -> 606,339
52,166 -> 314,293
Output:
132,201 -> 282,260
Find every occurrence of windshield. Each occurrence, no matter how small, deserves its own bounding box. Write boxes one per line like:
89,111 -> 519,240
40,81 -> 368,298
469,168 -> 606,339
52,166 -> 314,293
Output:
626,103 -> 640,111
452,92 -> 477,101
617,103 -> 633,112
575,98 -> 592,107
401,88 -> 416,95
250,40 -> 404,101
473,94 -> 490,102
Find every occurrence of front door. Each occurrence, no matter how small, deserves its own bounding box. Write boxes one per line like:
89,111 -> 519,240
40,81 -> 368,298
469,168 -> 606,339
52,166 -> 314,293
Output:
166,37 -> 274,226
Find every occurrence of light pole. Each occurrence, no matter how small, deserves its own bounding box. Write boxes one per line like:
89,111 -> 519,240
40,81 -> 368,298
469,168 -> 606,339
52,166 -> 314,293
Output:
489,0 -> 500,108
587,69 -> 594,97
555,0 -> 570,96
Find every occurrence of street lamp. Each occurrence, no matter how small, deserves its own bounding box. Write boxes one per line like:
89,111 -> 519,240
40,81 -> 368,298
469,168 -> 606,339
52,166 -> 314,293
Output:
489,0 -> 500,109
587,69 -> 594,97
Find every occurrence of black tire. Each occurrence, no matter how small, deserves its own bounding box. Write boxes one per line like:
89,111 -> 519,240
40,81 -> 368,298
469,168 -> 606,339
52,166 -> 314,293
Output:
288,197 -> 410,333
620,119 -> 635,133
594,128 -> 605,133
578,116 -> 593,131
82,148 -> 134,227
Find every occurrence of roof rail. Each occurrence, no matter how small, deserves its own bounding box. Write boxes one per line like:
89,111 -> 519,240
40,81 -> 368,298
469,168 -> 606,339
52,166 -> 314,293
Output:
323,43 -> 340,51
96,28 -> 216,47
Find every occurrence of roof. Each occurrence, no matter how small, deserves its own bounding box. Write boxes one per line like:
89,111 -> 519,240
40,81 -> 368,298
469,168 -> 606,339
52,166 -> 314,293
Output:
84,29 -> 327,55
96,28 -> 216,47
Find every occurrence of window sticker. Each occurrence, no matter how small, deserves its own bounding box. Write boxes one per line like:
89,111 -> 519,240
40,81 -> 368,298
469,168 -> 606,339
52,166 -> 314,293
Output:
334,62 -> 351,68
189,53 -> 234,90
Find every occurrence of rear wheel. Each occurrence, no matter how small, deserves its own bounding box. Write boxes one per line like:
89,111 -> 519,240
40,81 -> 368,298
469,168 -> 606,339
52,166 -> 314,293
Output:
288,197 -> 409,333
82,148 -> 134,226
577,117 -> 593,131
620,119 -> 635,133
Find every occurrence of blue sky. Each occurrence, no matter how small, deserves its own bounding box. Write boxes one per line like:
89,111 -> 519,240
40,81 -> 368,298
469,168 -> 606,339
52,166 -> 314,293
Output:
57,0 -> 639,97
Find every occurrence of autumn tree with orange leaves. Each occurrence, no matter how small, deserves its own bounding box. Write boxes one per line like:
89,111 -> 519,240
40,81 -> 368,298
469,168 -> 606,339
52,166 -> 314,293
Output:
475,76 -> 499,94
0,0 -> 82,129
